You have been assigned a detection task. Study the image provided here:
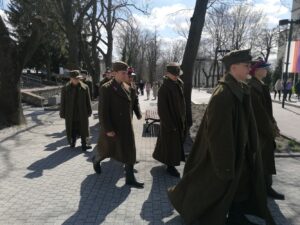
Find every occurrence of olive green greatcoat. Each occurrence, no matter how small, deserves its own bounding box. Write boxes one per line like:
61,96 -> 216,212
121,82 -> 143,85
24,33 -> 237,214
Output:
153,76 -> 186,166
248,77 -> 276,175
98,77 -> 112,119
96,79 -> 136,165
168,74 -> 275,225
59,81 -> 92,144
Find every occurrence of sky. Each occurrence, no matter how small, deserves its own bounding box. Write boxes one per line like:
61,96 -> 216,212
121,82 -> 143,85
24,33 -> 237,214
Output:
1,0 -> 293,37
0,0 -> 293,61
132,0 -> 292,39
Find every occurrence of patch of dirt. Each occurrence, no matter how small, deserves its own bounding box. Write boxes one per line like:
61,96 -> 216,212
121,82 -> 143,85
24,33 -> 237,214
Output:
275,136 -> 300,153
190,103 -> 300,153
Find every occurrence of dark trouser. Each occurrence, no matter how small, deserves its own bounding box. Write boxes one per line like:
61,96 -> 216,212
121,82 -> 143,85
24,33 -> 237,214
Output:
71,121 -> 87,146
274,90 -> 281,100
283,90 -> 292,101
265,175 -> 273,189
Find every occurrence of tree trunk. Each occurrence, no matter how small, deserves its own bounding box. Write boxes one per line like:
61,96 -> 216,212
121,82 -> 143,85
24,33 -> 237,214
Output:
91,0 -> 100,82
0,16 -> 42,128
66,25 -> 80,69
211,47 -> 218,88
181,0 -> 209,127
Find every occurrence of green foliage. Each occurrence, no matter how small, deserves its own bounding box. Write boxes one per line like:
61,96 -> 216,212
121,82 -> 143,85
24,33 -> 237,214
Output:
8,0 -> 68,73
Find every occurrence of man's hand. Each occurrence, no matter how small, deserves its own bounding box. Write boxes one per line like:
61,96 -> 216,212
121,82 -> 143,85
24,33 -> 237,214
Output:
106,131 -> 116,137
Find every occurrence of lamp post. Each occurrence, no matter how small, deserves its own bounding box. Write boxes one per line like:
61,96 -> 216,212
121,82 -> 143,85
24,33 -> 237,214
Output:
279,19 -> 300,108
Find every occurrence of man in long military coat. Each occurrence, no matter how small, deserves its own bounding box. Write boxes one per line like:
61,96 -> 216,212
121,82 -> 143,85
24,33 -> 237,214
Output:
93,61 -> 144,188
168,50 -> 275,225
248,59 -> 285,200
153,62 -> 186,177
60,70 -> 92,151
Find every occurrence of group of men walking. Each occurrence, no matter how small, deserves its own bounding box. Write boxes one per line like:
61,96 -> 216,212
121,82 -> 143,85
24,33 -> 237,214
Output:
60,49 -> 284,225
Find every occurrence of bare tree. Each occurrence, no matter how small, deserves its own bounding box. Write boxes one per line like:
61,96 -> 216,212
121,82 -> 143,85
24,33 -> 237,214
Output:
225,4 -> 264,50
97,0 -> 148,68
146,29 -> 160,82
253,27 -> 279,62
181,0 -> 210,128
162,39 -> 186,63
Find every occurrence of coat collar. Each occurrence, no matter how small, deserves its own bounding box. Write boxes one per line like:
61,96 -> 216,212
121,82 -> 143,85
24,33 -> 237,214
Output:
67,81 -> 88,90
219,74 -> 249,102
111,79 -> 131,101
163,76 -> 184,86
248,77 -> 264,93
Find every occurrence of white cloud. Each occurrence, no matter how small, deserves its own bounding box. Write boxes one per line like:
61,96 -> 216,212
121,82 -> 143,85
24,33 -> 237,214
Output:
252,0 -> 290,27
133,3 -> 192,32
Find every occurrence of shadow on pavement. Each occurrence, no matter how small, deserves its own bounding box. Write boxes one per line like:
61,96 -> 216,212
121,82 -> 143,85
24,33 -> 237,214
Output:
62,160 -> 131,224
45,130 -> 66,139
284,108 -> 300,116
268,199 -> 292,225
24,146 -> 83,179
140,166 -> 181,225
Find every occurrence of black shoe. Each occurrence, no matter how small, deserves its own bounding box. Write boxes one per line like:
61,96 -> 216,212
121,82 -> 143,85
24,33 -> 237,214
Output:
125,179 -> 144,188
125,165 -> 144,188
267,187 -> 285,200
93,161 -> 101,174
81,145 -> 92,151
70,139 -> 76,148
166,166 -> 180,177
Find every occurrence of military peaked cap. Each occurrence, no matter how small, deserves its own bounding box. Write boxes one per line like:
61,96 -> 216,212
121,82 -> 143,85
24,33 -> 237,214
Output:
222,49 -> 252,67
112,61 -> 129,72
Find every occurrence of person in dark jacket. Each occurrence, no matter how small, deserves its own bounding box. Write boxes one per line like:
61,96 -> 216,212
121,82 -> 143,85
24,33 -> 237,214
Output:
93,61 -> 144,188
124,68 -> 142,120
248,59 -> 285,200
60,70 -> 92,151
168,50 -> 275,225
295,80 -> 300,100
80,70 -> 93,100
152,62 -> 186,177
99,68 -> 112,87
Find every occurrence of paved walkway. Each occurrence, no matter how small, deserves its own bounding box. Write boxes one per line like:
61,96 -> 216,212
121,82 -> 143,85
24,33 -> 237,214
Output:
0,91 -> 299,224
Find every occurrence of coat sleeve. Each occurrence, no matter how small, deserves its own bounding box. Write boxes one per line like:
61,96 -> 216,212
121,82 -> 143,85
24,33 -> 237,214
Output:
157,87 -> 176,131
59,86 -> 66,119
86,87 -> 92,117
206,87 -> 235,181
250,90 -> 275,139
99,86 -> 114,132
132,90 -> 142,119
